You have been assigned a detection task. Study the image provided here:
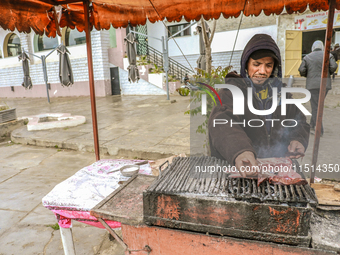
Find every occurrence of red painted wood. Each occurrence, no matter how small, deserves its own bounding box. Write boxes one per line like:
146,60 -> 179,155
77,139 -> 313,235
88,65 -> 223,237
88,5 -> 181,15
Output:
83,0 -> 100,161
121,224 -> 334,255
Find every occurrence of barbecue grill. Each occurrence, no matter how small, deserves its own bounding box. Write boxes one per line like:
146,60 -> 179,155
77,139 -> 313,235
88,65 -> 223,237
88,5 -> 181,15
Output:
143,156 -> 318,246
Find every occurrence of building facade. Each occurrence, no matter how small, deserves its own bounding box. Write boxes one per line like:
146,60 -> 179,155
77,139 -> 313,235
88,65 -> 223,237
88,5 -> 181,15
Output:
1,9 -> 339,98
0,26 -> 166,98
147,9 -> 340,78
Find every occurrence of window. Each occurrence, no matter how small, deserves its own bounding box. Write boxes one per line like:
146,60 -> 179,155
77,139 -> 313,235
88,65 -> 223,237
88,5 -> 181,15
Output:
37,34 -> 58,52
167,23 -> 191,38
6,33 -> 21,57
65,28 -> 86,46
109,26 -> 117,48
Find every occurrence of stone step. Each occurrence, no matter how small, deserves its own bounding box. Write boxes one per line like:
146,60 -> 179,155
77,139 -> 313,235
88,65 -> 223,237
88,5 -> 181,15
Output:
117,66 -> 167,95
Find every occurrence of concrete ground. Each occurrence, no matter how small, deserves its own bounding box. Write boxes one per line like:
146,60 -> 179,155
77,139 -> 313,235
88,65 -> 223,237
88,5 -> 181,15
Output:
298,93 -> 340,180
4,95 -> 190,160
0,143 -> 125,255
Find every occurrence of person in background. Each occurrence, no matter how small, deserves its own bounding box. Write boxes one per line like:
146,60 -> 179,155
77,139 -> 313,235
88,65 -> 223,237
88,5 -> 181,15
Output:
331,43 -> 340,80
298,40 -> 338,136
183,73 -> 189,84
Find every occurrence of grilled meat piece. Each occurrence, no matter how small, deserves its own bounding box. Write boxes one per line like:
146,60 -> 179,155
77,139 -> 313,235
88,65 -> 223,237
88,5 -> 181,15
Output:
231,157 -> 307,186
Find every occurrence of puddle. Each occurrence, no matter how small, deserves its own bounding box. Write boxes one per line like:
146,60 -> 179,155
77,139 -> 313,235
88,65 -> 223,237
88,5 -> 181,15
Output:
21,113 -> 86,131
38,117 -> 71,123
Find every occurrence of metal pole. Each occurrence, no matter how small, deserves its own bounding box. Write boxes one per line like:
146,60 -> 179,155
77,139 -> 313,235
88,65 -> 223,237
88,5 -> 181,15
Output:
162,36 -> 170,100
22,48 -> 41,59
83,0 -> 100,161
129,30 -> 174,100
46,44 -> 62,58
166,36 -> 170,100
23,47 -> 61,104
130,31 -> 162,41
311,0 -> 336,183
41,55 -> 51,104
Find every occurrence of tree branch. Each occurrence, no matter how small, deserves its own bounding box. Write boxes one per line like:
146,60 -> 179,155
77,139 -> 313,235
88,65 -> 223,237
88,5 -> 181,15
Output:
209,19 -> 217,45
201,16 -> 209,47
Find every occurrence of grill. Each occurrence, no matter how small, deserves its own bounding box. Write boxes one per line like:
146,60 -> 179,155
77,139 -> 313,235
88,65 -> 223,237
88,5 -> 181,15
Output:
0,108 -> 16,124
144,156 -> 318,246
148,156 -> 318,207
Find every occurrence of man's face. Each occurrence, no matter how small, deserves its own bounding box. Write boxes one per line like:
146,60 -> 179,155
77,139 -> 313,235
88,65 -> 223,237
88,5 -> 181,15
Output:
247,57 -> 274,85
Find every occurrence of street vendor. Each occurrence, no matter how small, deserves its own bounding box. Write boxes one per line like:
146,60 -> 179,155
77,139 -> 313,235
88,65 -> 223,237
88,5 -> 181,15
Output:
208,34 -> 310,177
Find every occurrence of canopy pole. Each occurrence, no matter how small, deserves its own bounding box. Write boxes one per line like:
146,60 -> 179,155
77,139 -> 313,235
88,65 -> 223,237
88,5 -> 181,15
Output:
41,56 -> 51,104
310,0 -> 336,183
83,0 -> 100,161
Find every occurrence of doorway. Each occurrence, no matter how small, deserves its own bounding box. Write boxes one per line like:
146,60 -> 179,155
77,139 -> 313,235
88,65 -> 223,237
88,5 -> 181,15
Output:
110,67 -> 121,95
302,29 -> 326,57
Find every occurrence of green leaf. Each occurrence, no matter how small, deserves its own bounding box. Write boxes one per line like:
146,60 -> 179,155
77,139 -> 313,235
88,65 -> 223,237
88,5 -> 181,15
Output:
185,66 -> 232,146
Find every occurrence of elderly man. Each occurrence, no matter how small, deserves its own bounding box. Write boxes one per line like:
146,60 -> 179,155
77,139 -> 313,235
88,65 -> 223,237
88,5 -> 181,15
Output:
208,34 -> 310,177
299,40 -> 338,136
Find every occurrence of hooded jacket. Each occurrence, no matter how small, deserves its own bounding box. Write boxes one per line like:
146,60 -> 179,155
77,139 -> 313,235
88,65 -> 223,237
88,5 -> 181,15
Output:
298,40 -> 337,90
208,34 -> 310,164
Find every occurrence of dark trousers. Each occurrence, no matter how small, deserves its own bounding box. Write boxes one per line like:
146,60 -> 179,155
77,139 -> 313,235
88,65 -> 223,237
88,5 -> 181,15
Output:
309,89 -> 329,134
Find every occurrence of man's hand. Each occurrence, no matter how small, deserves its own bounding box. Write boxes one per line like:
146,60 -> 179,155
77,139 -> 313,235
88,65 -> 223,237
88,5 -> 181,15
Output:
287,140 -> 305,159
235,151 -> 259,177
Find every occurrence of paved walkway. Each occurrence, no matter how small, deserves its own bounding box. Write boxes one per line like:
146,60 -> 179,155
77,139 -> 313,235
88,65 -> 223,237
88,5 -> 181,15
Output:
2,95 -> 190,160
0,143 -> 124,255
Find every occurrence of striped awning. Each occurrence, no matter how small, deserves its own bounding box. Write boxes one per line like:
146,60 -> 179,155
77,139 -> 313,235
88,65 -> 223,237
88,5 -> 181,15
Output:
0,0 -> 337,37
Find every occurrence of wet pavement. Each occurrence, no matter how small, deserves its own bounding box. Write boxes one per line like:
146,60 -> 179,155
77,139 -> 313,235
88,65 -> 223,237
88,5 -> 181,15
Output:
0,143 -> 125,255
3,95 -> 190,160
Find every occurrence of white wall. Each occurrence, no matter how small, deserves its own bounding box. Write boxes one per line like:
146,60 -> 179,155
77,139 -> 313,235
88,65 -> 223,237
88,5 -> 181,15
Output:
168,23 -> 199,57
147,22 -> 278,57
0,28 -> 110,89
146,21 -> 165,53
115,65 -> 166,95
146,20 -> 200,57
211,25 -> 277,52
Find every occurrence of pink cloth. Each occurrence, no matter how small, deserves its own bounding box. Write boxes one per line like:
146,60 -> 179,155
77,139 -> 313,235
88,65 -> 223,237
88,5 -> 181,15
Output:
53,210 -> 121,229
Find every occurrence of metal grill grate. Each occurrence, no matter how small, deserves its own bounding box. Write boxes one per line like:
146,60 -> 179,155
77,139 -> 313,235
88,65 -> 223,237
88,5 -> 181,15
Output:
148,156 -> 318,207
0,108 -> 16,124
